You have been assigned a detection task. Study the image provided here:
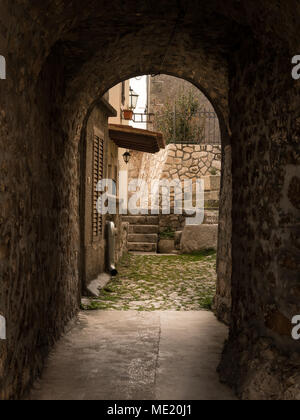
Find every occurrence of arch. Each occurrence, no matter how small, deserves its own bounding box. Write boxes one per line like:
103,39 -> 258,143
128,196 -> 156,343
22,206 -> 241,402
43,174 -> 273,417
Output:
77,71 -> 230,298
0,0 -> 299,400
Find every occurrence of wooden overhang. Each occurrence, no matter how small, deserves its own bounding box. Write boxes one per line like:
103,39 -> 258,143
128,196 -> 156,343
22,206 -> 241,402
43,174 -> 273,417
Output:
109,124 -> 165,153
100,98 -> 118,118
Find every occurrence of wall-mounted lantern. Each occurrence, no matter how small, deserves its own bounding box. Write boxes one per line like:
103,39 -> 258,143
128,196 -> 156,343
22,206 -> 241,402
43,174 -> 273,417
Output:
122,88 -> 139,121
129,87 -> 139,110
123,151 -> 131,165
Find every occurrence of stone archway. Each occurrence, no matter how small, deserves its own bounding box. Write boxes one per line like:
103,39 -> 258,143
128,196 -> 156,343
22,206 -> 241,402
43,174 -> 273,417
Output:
0,0 -> 299,400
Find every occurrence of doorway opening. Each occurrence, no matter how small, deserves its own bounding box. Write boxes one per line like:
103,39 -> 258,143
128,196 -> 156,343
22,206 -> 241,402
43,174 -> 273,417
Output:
80,74 -> 226,318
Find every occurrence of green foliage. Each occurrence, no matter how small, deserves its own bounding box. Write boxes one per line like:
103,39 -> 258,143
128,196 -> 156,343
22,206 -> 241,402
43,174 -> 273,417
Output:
81,251 -> 217,312
81,301 -> 108,311
154,88 -> 206,145
210,168 -> 217,176
180,249 -> 217,261
200,296 -> 214,311
159,227 -> 176,240
204,200 -> 219,209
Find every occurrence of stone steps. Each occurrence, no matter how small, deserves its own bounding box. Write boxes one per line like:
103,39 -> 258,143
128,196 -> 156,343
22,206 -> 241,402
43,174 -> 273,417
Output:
123,215 -> 159,226
127,242 -> 157,253
125,214 -> 159,253
129,225 -> 159,234
128,233 -> 158,244
204,211 -> 219,225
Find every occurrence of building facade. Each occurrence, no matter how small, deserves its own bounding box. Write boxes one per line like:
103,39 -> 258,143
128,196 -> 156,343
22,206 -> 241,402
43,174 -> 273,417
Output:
82,83 -> 130,289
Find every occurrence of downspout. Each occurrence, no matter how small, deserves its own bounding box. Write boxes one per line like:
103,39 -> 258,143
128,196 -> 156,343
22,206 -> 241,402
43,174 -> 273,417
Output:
106,221 -> 118,277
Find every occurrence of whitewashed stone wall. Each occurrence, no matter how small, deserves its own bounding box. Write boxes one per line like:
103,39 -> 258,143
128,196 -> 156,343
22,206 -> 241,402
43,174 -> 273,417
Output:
128,143 -> 222,208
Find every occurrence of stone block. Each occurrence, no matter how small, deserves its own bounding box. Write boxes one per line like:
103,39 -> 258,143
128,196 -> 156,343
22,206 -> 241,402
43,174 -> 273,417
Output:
180,225 -> 218,253
203,175 -> 221,191
210,175 -> 221,191
212,160 -> 221,171
206,190 -> 220,201
183,160 -> 192,167
128,243 -> 157,252
87,273 -> 111,297
128,233 -> 158,243
200,167 -> 209,176
123,215 -> 159,225
166,157 -> 174,165
158,239 -> 175,254
179,168 -> 187,176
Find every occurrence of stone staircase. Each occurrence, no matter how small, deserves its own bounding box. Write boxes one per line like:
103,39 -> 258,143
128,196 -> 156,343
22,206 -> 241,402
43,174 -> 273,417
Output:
123,215 -> 159,253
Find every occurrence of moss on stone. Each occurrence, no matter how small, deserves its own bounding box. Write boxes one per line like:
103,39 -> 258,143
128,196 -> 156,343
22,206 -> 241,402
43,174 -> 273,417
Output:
82,251 -> 217,311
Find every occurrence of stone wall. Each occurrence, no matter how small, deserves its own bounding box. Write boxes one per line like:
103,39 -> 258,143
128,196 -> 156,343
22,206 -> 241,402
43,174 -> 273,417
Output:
219,33 -> 300,400
128,143 -> 221,208
161,144 -> 221,180
0,39 -> 81,400
214,144 -> 232,326
115,221 -> 129,263
0,0 -> 230,400
0,0 -> 299,401
128,144 -> 221,250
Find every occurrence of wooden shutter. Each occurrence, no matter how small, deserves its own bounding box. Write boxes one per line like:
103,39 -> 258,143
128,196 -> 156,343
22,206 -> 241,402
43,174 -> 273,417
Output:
93,135 -> 104,238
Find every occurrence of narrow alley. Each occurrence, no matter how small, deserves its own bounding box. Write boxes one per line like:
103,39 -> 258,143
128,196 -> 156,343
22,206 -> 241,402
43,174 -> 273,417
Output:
28,251 -> 236,400
0,0 -> 299,402
29,311 -> 235,401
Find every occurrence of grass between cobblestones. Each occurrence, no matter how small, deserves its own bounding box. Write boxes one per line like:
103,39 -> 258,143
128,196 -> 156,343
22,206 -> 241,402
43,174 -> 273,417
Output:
81,250 -> 217,312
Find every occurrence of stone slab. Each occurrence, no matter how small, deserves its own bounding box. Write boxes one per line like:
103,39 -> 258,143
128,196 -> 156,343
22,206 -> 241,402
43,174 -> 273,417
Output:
158,239 -> 175,254
128,243 -> 157,252
181,224 -> 218,253
128,233 -> 158,244
86,273 -> 111,297
203,175 -> 221,192
129,225 -> 159,234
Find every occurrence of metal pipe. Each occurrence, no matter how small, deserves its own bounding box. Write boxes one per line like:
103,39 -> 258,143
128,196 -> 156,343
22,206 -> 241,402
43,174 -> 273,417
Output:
106,221 -> 118,276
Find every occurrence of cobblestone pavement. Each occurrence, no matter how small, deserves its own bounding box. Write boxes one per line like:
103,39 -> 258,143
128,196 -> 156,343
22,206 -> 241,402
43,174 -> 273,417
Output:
82,250 -> 217,311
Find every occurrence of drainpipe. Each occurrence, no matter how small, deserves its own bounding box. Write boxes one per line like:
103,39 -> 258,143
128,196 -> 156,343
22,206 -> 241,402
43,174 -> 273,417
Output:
106,221 -> 118,277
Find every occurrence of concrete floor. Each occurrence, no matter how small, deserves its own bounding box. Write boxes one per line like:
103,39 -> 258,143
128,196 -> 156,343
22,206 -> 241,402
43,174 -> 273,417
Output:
29,311 -> 236,400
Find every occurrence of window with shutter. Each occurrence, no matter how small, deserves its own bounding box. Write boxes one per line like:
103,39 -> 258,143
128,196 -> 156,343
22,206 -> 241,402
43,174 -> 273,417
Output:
92,135 -> 104,238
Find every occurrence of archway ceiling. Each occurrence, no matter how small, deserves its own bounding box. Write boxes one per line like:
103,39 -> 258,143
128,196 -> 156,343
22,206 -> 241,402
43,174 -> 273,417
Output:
5,0 -> 299,129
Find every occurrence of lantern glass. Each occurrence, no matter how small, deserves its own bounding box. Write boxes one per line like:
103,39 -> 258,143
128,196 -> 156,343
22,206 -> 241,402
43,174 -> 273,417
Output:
123,152 -> 131,165
129,88 -> 139,110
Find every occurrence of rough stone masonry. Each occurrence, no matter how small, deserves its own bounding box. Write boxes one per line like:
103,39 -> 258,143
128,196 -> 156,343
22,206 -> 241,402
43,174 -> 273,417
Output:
0,0 -> 299,400
128,143 -> 221,207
